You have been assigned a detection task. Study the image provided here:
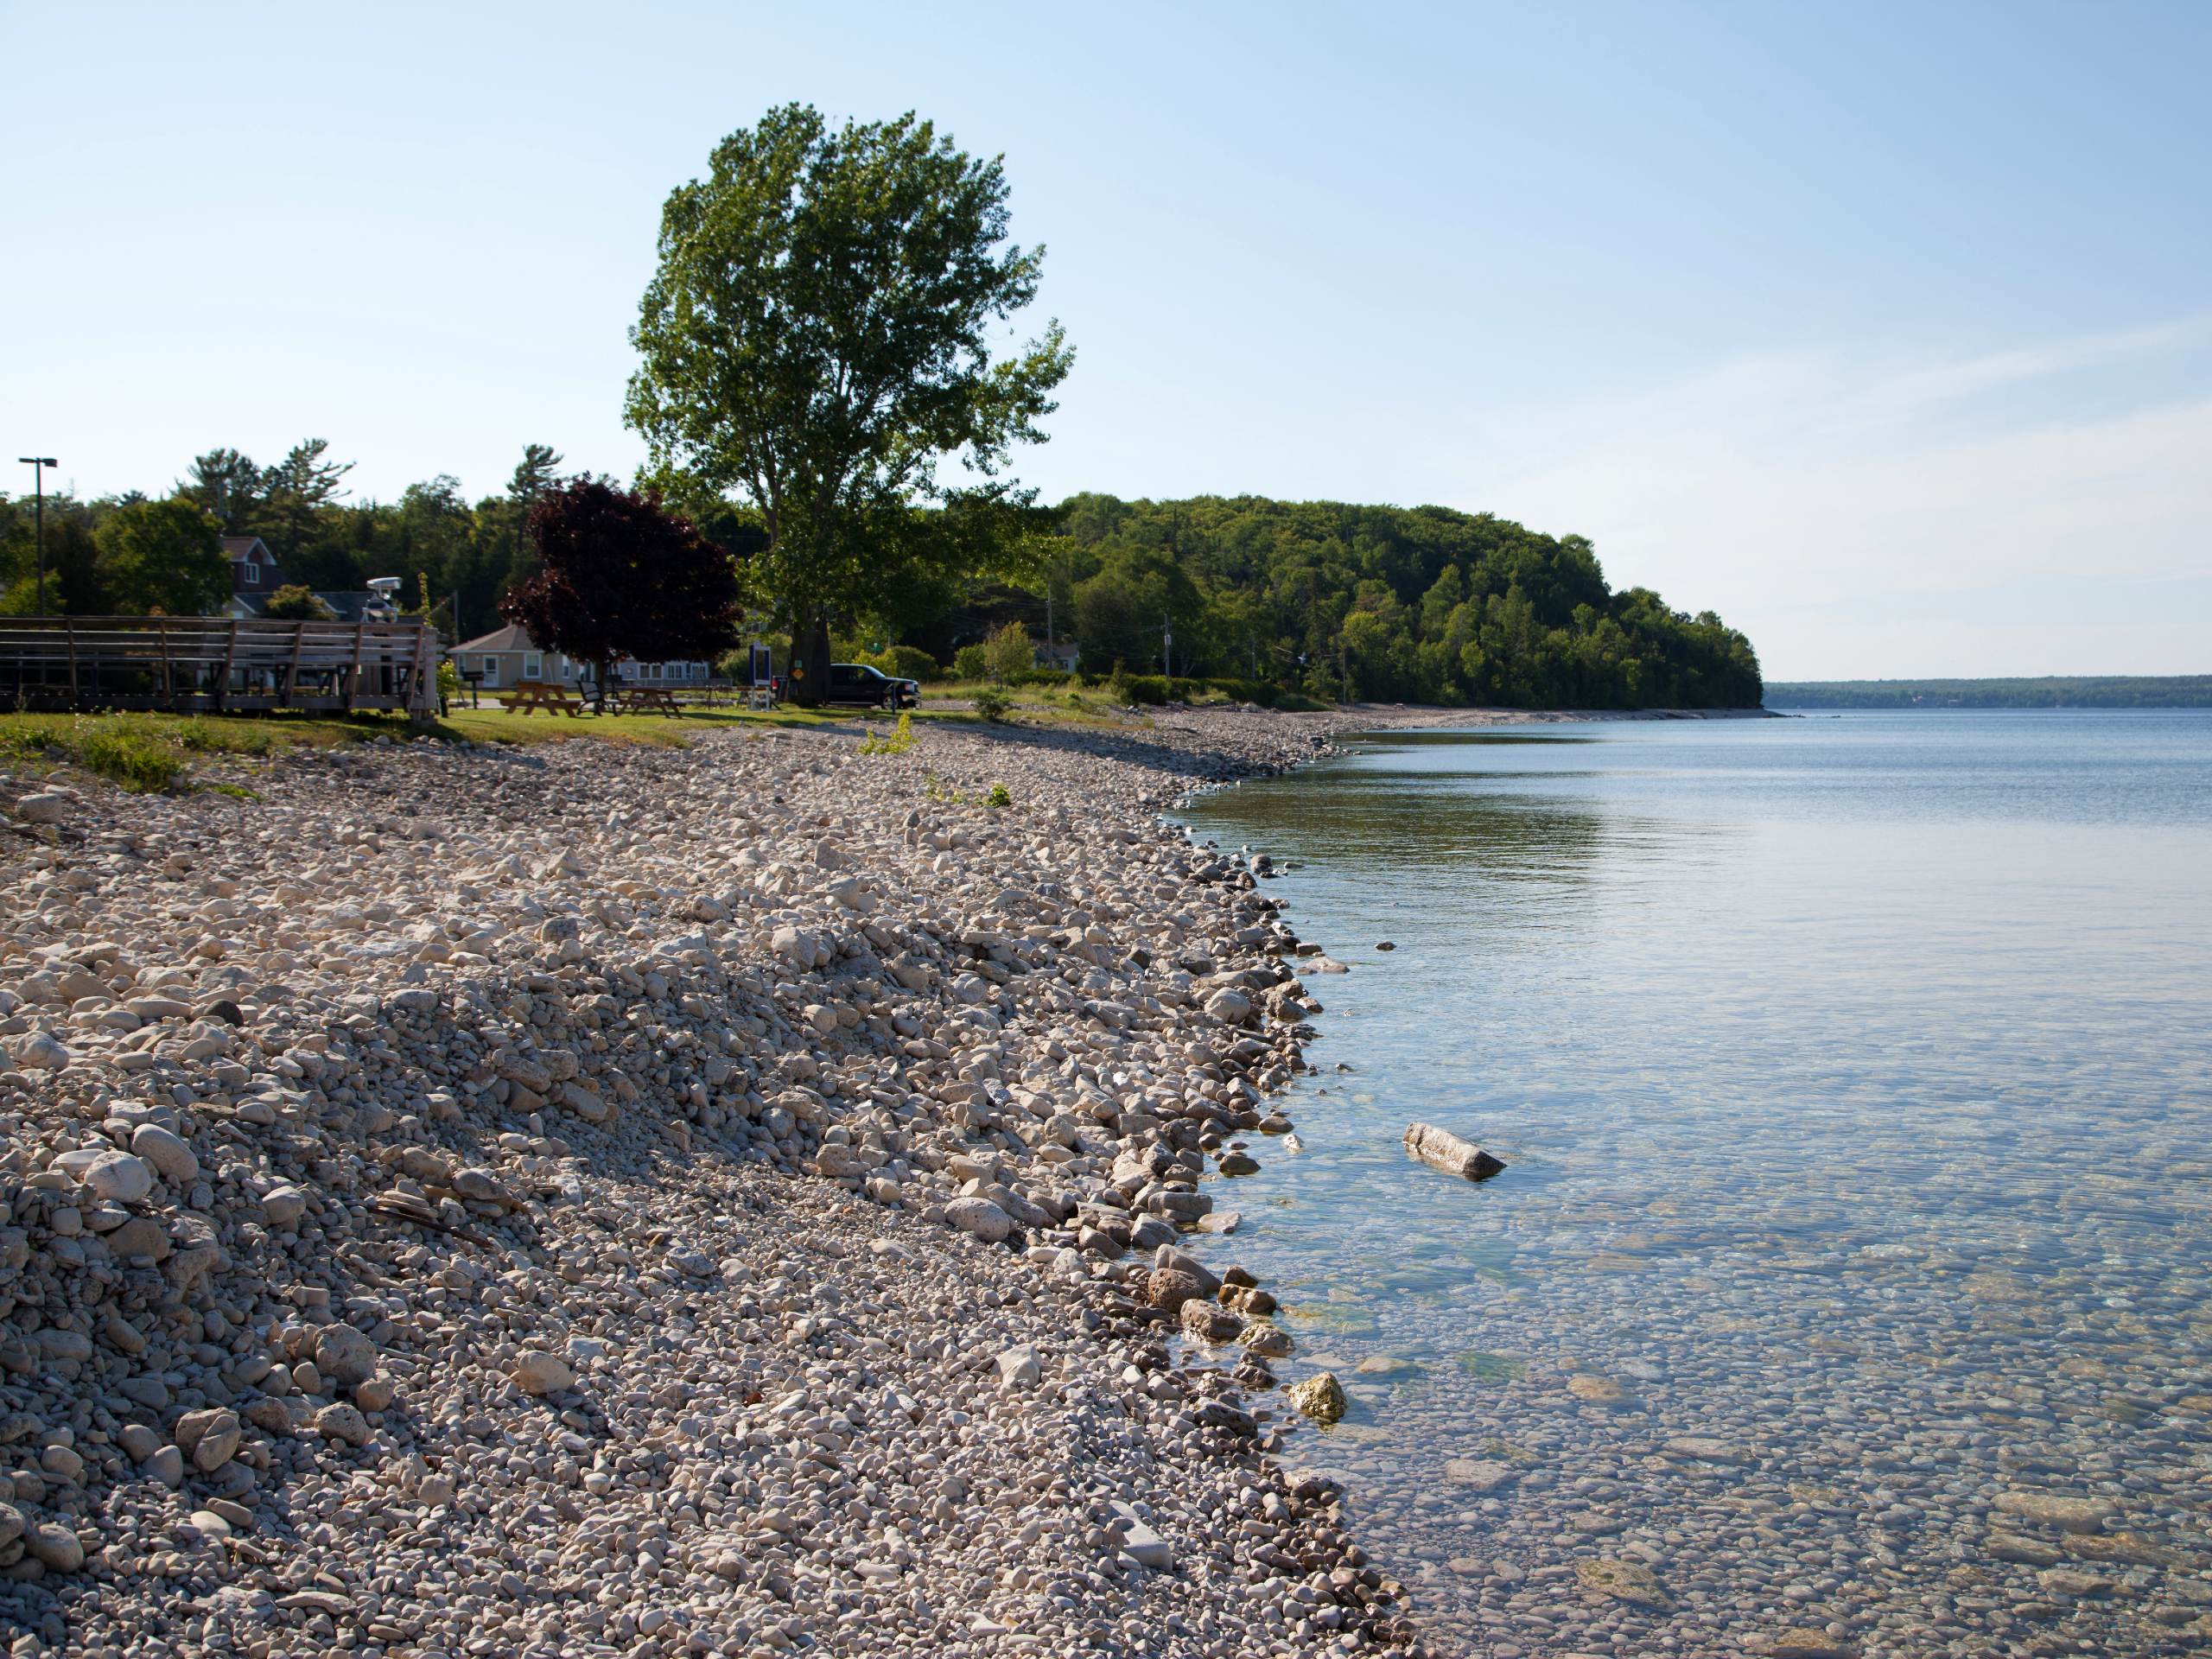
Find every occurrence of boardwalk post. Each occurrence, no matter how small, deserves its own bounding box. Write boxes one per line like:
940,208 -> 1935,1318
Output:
283,622 -> 306,706
218,620 -> 240,710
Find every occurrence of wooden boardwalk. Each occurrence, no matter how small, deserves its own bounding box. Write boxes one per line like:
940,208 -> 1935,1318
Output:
0,616 -> 438,719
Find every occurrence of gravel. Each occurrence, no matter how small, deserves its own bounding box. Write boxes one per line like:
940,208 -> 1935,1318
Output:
0,708 -> 1437,1658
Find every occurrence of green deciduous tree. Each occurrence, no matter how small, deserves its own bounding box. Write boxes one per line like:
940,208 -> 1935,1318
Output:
0,500 -> 104,615
626,102 -> 1072,704
95,498 -> 228,614
982,620 -> 1032,683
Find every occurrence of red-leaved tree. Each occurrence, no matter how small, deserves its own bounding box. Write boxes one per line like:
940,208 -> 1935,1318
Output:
500,480 -> 741,707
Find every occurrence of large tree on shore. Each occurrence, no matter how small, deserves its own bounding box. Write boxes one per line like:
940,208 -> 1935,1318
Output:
96,498 -> 228,614
499,479 -> 741,707
625,102 -> 1071,704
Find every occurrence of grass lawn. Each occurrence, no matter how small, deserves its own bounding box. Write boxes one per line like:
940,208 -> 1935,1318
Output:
0,680 -> 1212,796
0,702 -> 882,793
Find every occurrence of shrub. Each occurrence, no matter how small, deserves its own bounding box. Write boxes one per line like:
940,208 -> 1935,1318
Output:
1122,674 -> 1170,705
986,783 -> 1012,808
1008,667 -> 1071,689
263,584 -> 335,621
1108,660 -> 1132,703
952,644 -> 989,681
971,687 -> 1011,721
868,645 -> 944,683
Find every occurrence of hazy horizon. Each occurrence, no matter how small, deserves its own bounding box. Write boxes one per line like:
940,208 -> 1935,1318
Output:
3,1 -> 2206,680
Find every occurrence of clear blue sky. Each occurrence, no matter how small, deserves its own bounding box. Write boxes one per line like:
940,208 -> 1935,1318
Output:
3,0 -> 2207,677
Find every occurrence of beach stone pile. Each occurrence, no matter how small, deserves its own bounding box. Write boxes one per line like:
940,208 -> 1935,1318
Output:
0,709 -> 1416,1658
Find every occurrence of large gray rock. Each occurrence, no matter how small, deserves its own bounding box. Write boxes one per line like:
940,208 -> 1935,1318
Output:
944,1196 -> 1013,1243
130,1123 -> 199,1185
84,1150 -> 156,1205
315,1325 -> 378,1387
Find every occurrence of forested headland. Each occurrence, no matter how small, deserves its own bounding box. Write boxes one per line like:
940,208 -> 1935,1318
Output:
1012,494 -> 1763,709
1767,677 -> 2212,709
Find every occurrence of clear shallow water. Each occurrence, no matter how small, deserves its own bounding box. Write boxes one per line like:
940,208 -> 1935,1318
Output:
1175,711 -> 2212,1658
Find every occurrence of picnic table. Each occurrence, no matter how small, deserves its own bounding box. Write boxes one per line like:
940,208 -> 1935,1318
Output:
613,685 -> 683,715
505,679 -> 588,716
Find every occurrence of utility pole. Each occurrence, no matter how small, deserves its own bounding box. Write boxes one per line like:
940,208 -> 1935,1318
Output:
16,457 -> 58,615
1162,613 -> 1173,679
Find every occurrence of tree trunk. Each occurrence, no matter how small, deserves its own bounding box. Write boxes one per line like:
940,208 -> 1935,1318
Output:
791,608 -> 831,707
594,657 -> 613,713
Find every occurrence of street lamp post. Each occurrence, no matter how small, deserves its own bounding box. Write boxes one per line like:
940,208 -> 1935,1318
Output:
16,457 -> 58,615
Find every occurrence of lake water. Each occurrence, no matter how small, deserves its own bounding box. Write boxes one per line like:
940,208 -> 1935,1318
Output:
1174,711 -> 2212,1659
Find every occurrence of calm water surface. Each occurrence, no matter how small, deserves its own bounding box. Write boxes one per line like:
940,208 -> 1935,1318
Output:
1175,711 -> 2212,1658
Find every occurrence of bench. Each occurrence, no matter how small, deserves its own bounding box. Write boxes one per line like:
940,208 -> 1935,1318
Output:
505,680 -> 588,716
613,685 -> 683,715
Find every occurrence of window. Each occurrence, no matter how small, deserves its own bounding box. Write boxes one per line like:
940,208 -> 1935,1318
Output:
559,659 -> 574,680
524,652 -> 543,680
241,560 -> 259,588
480,655 -> 500,688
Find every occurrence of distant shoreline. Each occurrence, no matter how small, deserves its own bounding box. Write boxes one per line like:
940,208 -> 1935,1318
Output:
1764,675 -> 2211,710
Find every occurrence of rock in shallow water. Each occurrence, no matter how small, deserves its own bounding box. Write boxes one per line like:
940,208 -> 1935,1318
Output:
1288,1370 -> 1348,1425
1402,1120 -> 1505,1180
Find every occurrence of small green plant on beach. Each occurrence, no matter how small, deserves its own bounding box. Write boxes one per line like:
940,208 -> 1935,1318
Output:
986,782 -> 1012,808
971,688 -> 1010,721
858,710 -> 915,755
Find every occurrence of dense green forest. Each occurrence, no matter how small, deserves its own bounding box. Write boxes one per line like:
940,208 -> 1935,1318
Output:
6,453 -> 1764,709
1768,677 -> 2212,709
997,494 -> 1763,709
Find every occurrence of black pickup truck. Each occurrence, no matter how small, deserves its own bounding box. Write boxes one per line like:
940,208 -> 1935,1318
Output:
821,662 -> 921,709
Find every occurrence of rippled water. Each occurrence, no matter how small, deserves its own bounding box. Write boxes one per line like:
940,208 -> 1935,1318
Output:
1175,711 -> 2212,1658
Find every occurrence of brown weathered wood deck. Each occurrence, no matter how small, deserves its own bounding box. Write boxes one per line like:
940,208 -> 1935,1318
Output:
0,616 -> 438,718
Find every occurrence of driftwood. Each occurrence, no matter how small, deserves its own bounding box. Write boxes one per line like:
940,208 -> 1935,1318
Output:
1403,1122 -> 1505,1181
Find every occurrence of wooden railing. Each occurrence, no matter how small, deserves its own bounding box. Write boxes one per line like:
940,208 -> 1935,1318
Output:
0,616 -> 437,719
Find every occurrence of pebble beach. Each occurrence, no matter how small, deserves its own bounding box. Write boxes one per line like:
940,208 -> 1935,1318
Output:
0,707 -> 1421,1659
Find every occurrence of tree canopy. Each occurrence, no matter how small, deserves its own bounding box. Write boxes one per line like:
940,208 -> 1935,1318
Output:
93,498 -> 228,615
626,102 -> 1071,702
499,479 -> 742,700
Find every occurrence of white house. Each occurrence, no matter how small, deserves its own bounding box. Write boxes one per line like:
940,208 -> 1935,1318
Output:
447,623 -> 714,692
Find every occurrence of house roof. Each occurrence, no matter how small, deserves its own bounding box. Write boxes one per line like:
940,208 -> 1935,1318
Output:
449,623 -> 543,654
221,536 -> 273,561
